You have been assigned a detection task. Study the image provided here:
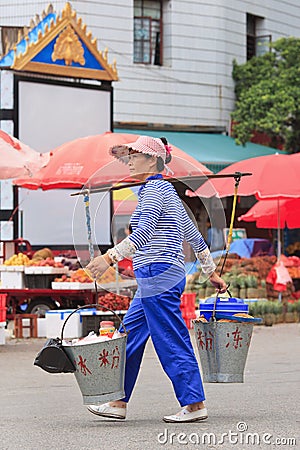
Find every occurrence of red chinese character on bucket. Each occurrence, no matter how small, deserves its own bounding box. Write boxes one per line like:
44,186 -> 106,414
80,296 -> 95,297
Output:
225,327 -> 243,349
99,348 -> 110,367
77,355 -> 92,376
197,330 -> 213,351
111,345 -> 120,369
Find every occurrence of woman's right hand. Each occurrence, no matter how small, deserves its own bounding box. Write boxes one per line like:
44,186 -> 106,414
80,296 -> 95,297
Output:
86,254 -> 112,279
209,272 -> 227,293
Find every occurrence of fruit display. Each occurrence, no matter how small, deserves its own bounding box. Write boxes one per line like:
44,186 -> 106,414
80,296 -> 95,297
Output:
186,253 -> 300,300
286,242 -> 300,256
27,257 -> 64,267
98,292 -> 130,310
60,258 -> 81,271
96,266 -> 117,284
31,247 -> 53,261
4,253 -> 30,266
54,266 -> 133,284
54,268 -> 93,283
287,266 -> 300,278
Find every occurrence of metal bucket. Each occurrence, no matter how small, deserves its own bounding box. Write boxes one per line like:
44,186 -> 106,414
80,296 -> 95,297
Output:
194,321 -> 253,383
62,304 -> 127,405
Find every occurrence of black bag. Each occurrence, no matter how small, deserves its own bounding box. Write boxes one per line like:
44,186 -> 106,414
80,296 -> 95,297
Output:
34,338 -> 76,374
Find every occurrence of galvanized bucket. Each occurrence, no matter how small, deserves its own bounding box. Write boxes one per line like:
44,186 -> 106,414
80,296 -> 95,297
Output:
62,304 -> 127,405
194,321 -> 253,383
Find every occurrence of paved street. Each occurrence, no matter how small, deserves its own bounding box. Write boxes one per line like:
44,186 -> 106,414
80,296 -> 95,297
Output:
0,323 -> 299,450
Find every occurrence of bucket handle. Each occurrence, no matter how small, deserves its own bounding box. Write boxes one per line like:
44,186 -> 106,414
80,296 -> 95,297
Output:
60,303 -> 127,341
211,284 -> 232,322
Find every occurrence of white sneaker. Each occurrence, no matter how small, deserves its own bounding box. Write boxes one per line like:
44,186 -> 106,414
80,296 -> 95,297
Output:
87,403 -> 126,419
163,407 -> 208,423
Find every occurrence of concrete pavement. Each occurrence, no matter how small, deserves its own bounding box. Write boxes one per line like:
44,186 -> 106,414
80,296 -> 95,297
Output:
0,323 -> 299,450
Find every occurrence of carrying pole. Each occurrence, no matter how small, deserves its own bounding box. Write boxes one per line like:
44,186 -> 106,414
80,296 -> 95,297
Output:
83,190 -> 94,260
70,172 -> 252,197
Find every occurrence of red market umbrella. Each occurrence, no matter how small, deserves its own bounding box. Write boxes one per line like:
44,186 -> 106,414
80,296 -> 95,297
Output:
13,132 -> 212,190
188,152 -> 300,200
238,198 -> 300,229
238,198 -> 300,258
0,130 -> 50,179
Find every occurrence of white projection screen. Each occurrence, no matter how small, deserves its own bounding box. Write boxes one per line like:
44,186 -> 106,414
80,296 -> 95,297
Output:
18,79 -> 112,246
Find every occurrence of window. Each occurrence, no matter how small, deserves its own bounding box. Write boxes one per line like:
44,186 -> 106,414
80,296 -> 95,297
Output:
246,14 -> 271,60
0,26 -> 24,55
134,0 -> 162,65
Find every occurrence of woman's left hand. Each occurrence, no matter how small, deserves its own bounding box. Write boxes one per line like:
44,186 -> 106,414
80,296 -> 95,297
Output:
209,272 -> 227,294
86,255 -> 110,279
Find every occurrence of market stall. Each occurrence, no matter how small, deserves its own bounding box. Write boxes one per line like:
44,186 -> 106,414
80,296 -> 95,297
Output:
0,242 -> 136,322
185,253 -> 300,325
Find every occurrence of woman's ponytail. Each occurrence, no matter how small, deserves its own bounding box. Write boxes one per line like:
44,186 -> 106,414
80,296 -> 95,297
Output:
160,136 -> 172,164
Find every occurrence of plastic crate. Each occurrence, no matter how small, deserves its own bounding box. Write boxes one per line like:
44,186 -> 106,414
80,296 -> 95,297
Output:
0,270 -> 25,288
51,282 -> 94,290
0,308 -> 6,322
0,294 -> 6,308
81,310 -> 127,336
0,294 -> 6,322
24,267 -> 68,274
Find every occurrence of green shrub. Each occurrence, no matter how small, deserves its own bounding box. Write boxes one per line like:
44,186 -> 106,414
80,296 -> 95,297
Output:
237,274 -> 247,288
263,301 -> 274,314
295,300 -> 300,313
272,301 -> 283,315
245,274 -> 258,288
255,300 -> 267,316
248,301 -> 257,316
287,302 -> 296,313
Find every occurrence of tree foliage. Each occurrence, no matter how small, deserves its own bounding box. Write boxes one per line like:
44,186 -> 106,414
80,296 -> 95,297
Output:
232,37 -> 300,153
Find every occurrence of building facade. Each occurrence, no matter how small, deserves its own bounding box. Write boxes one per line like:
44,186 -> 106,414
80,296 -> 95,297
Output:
1,0 -> 299,245
1,0 -> 300,132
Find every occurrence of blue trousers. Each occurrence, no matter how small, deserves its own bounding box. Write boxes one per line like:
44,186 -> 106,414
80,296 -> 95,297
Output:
119,263 -> 205,407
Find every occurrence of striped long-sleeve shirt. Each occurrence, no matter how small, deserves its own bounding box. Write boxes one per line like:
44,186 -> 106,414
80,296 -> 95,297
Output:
124,174 -> 214,272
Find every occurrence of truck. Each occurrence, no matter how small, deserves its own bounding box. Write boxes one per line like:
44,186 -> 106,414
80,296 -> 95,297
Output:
0,239 -> 135,319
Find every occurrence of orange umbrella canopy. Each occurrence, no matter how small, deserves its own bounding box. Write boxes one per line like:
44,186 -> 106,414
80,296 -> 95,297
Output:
14,132 -> 212,190
238,198 -> 300,229
0,130 -> 49,179
188,152 -> 300,200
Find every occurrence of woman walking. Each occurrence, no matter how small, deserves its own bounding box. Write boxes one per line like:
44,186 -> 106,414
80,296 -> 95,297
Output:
87,135 -> 227,422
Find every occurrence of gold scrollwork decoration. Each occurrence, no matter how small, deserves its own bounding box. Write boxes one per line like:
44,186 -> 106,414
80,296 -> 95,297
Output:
51,25 -> 85,66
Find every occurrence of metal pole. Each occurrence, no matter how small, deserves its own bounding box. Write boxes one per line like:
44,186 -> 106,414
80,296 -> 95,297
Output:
277,199 -> 282,302
277,199 -> 281,261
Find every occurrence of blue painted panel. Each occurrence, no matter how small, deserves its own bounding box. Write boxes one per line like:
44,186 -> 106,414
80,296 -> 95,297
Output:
31,34 -> 104,70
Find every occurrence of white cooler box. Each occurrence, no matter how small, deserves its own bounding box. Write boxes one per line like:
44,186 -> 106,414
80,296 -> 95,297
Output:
45,309 -> 82,339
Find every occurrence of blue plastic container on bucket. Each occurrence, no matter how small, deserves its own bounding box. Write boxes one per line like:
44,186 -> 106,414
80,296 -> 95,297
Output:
199,297 -> 248,321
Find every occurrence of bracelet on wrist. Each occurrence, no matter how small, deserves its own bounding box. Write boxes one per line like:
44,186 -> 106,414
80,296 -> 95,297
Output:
103,253 -> 114,266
